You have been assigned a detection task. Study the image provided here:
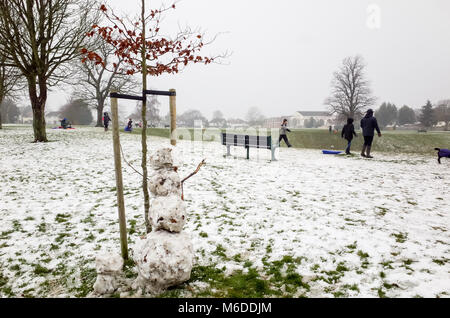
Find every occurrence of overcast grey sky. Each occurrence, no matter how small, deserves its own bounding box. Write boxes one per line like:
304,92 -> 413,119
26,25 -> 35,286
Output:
47,0 -> 450,119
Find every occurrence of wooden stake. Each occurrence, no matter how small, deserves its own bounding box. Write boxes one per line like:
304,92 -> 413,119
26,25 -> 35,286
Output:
110,91 -> 129,260
170,89 -> 177,146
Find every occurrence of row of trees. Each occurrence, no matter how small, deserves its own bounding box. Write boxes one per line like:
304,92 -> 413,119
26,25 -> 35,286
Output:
0,0 -> 142,134
375,100 -> 450,130
326,55 -> 449,130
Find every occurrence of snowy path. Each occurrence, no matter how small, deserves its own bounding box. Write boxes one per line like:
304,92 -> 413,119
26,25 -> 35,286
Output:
0,127 -> 449,298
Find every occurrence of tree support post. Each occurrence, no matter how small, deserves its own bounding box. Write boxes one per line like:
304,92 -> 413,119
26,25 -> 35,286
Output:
110,91 -> 129,260
170,89 -> 177,146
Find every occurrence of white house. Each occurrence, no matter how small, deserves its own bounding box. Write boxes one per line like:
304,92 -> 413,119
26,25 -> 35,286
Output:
289,111 -> 334,128
45,111 -> 63,125
226,118 -> 248,129
263,116 -> 289,128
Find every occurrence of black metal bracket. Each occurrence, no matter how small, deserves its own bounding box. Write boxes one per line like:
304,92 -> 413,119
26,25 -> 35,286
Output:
109,92 -> 144,101
144,90 -> 176,97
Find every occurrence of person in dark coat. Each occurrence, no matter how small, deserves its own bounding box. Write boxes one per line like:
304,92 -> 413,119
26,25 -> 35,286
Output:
61,118 -> 68,129
279,119 -> 292,148
341,118 -> 357,155
103,112 -> 111,132
360,109 -> 381,158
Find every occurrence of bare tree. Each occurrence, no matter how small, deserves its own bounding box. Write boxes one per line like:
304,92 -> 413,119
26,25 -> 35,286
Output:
246,107 -> 266,126
128,96 -> 161,126
0,0 -> 97,141
326,56 -> 376,119
73,34 -> 139,127
59,96 -> 94,125
211,110 -> 227,128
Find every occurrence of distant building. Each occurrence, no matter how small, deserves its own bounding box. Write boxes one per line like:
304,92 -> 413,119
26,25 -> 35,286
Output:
46,111 -> 63,125
226,118 -> 248,129
290,111 -> 334,128
20,108 -> 34,124
263,116 -> 289,129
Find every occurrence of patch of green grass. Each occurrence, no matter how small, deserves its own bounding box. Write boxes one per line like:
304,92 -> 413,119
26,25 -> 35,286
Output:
71,266 -> 97,298
376,206 -> 389,216
378,288 -> 387,298
199,232 -> 208,238
212,244 -> 228,260
1,230 -> 14,239
128,219 -> 137,235
392,232 -> 408,243
123,258 -> 137,279
84,233 -> 95,242
381,260 -> 394,269
55,233 -> 70,243
10,265 -> 20,272
37,222 -> 47,233
188,265 -> 274,298
346,242 -> 357,250
33,264 -> 52,276
357,250 -> 369,259
344,284 -> 360,292
55,213 -> 71,223
432,259 -> 448,266
0,272 -> 8,287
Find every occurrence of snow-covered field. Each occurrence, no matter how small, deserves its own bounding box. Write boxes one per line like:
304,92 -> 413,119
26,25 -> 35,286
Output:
0,126 -> 449,298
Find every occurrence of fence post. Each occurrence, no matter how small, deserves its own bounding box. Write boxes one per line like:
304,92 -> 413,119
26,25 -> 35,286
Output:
110,91 -> 129,260
170,89 -> 177,146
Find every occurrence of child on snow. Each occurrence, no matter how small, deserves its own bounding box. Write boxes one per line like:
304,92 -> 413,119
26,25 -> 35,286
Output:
279,119 -> 292,148
125,119 -> 133,132
341,118 -> 357,155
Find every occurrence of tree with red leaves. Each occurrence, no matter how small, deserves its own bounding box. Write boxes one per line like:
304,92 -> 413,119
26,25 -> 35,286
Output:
81,1 -> 224,233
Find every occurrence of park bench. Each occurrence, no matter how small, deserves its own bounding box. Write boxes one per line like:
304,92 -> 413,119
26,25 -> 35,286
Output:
221,133 -> 277,161
418,129 -> 427,133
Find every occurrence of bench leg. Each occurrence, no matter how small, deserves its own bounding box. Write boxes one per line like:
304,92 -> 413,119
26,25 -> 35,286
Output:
246,147 -> 250,160
227,145 -> 231,156
271,147 -> 277,161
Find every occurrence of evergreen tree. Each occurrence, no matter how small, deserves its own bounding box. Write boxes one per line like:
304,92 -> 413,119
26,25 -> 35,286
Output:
419,100 -> 436,128
376,102 -> 398,128
398,105 -> 416,125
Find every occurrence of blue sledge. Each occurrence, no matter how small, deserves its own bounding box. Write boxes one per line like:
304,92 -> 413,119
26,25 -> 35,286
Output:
322,150 -> 342,155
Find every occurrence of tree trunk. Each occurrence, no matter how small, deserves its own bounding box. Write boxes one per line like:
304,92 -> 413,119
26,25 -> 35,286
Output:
96,99 -> 105,127
0,97 -> 3,129
28,76 -> 48,142
141,0 -> 151,233
0,94 -> 3,129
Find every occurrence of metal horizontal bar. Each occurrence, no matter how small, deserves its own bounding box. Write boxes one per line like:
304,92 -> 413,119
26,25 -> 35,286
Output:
110,93 -> 144,101
144,90 -> 176,97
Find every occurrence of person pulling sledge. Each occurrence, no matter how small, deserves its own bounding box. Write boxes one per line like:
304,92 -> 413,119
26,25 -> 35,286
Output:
341,118 -> 357,155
